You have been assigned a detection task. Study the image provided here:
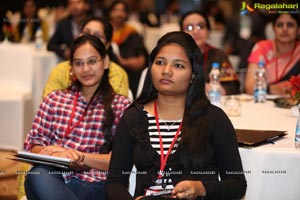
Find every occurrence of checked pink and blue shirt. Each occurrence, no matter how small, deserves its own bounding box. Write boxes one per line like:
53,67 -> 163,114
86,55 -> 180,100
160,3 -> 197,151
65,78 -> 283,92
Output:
24,90 -> 131,183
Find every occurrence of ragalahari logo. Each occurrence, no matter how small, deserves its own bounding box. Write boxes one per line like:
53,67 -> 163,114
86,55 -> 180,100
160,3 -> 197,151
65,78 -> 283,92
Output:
240,1 -> 254,15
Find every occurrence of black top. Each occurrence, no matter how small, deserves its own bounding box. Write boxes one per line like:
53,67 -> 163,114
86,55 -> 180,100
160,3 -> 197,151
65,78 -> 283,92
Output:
106,103 -> 247,200
47,16 -> 77,59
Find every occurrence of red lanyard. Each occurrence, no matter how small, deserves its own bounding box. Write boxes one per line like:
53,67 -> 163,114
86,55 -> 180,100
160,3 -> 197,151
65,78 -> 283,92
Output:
153,99 -> 182,179
64,92 -> 87,139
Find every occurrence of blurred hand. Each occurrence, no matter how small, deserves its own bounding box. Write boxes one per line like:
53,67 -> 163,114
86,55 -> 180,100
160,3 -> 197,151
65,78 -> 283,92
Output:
39,145 -> 65,156
52,149 -> 85,164
172,180 -> 206,199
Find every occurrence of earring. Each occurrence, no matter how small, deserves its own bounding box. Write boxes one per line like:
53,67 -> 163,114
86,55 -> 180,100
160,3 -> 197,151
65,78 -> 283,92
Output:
190,74 -> 195,84
69,66 -> 77,82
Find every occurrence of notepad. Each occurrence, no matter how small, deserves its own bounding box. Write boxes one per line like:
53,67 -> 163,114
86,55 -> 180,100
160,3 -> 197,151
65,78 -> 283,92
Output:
235,129 -> 287,147
9,151 -> 89,172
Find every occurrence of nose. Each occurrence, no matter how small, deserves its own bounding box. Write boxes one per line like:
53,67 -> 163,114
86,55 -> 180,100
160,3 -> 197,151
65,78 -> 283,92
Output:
162,64 -> 172,76
82,62 -> 91,72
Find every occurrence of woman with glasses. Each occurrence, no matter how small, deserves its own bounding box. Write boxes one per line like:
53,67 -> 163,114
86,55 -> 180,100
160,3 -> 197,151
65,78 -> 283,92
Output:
245,13 -> 300,95
180,10 -> 240,95
106,31 -> 246,200
43,16 -> 129,98
24,34 -> 131,200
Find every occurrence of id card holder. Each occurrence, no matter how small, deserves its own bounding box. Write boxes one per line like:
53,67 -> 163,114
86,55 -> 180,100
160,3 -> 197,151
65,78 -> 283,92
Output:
145,189 -> 172,196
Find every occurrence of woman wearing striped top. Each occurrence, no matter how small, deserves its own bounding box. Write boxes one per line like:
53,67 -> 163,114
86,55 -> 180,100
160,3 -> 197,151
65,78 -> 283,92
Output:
107,31 -> 246,200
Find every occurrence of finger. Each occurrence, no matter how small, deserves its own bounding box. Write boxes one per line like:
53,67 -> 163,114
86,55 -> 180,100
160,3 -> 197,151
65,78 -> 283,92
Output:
176,191 -> 189,199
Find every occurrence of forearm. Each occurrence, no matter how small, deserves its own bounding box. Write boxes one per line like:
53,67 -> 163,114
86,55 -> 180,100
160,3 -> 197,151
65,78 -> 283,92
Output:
83,152 -> 111,170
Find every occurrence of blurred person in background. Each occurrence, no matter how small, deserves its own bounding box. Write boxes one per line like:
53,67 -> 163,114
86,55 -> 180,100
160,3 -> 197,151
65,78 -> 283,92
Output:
14,0 -> 48,43
47,0 -> 90,60
109,0 -> 148,98
223,0 -> 267,87
245,13 -> 300,95
180,10 -> 240,95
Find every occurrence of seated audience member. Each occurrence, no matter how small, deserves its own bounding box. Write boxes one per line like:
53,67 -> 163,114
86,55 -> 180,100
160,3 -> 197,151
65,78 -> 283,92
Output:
14,0 -> 48,43
106,31 -> 247,200
24,34 -> 131,200
43,16 -> 129,98
109,0 -> 148,98
245,13 -> 300,95
180,10 -> 240,95
47,0 -> 90,60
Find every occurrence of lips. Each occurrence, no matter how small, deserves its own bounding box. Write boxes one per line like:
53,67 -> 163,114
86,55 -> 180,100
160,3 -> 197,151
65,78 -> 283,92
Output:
160,79 -> 173,84
81,74 -> 94,80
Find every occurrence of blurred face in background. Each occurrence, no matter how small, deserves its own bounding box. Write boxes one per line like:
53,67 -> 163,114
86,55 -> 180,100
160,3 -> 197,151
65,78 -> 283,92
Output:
274,14 -> 300,44
82,20 -> 109,48
109,2 -> 128,26
182,13 -> 208,50
23,0 -> 37,18
68,0 -> 89,18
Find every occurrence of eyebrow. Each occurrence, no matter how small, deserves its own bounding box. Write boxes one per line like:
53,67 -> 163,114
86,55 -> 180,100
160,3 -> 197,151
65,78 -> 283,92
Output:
155,56 -> 189,64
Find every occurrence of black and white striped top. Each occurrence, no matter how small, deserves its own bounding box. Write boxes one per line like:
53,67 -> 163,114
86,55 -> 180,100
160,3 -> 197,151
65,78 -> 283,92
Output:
146,112 -> 182,192
147,113 -> 182,155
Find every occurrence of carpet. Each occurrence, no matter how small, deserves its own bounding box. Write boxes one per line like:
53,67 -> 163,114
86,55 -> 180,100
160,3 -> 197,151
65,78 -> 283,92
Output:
0,150 -> 21,200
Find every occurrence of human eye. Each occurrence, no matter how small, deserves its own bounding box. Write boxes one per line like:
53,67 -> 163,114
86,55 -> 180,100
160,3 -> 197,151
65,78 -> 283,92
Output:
87,58 -> 98,66
174,63 -> 185,69
154,59 -> 165,65
73,60 -> 83,67
287,22 -> 296,28
275,22 -> 283,28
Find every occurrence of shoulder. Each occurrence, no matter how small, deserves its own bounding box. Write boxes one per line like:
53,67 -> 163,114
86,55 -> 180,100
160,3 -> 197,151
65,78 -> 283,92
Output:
111,94 -> 132,108
253,40 -> 272,50
52,61 -> 70,73
121,103 -> 146,121
205,104 -> 230,124
109,61 -> 127,76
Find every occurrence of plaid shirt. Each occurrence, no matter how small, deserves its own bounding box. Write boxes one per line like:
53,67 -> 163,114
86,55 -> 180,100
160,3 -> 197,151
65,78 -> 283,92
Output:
24,90 -> 131,183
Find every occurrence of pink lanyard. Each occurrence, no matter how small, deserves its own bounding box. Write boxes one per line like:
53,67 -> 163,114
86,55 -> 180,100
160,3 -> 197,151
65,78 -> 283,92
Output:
153,99 -> 182,179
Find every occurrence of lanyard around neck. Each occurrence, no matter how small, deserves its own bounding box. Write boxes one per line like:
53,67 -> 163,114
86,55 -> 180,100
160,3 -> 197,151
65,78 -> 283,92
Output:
64,92 -> 87,139
153,99 -> 183,179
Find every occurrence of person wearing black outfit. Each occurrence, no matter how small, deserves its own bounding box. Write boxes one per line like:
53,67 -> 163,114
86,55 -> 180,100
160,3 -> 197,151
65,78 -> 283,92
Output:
106,31 -> 247,200
47,0 -> 89,60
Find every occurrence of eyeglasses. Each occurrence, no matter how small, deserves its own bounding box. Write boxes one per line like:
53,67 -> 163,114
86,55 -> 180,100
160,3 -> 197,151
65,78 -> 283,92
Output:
73,57 -> 102,68
184,23 -> 207,32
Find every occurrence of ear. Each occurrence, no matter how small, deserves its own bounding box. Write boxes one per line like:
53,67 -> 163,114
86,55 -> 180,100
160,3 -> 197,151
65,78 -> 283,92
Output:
103,55 -> 110,70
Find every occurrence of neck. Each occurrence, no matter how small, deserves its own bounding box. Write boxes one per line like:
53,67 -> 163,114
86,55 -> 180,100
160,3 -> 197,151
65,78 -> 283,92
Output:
155,95 -> 185,120
81,86 -> 98,102
275,40 -> 296,56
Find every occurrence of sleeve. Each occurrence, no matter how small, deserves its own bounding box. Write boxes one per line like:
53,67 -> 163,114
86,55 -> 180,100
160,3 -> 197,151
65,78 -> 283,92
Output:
111,96 -> 132,135
42,61 -> 71,98
201,108 -> 247,199
106,109 -> 136,200
23,94 -> 56,151
109,62 -> 130,97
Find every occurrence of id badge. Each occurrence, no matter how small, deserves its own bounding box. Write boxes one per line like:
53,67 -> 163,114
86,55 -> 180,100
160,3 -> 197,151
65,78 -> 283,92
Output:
145,189 -> 172,197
